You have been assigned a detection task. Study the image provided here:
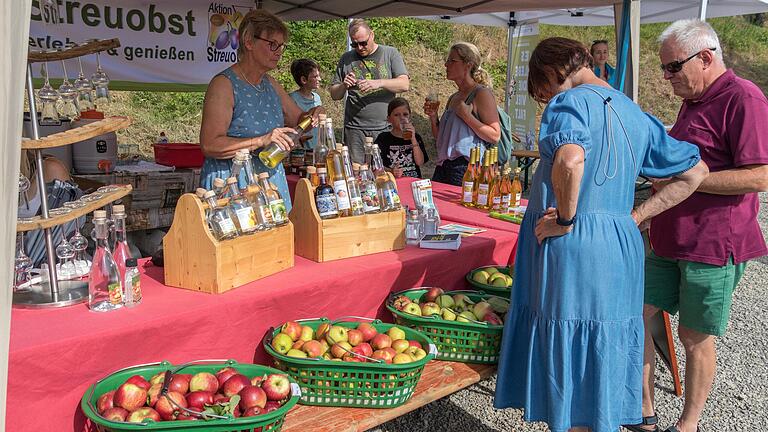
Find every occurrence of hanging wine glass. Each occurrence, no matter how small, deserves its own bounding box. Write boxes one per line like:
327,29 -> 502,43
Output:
18,173 -> 31,210
74,56 -> 94,112
56,59 -> 79,120
14,232 -> 33,291
55,229 -> 76,280
91,51 -> 110,108
38,60 -> 60,124
69,217 -> 90,276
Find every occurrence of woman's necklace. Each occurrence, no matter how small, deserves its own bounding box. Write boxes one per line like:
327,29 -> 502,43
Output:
239,67 -> 266,93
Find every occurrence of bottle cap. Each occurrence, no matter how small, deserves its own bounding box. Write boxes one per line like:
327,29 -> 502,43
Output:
365,137 -> 373,144
112,205 -> 125,214
204,190 -> 216,199
258,172 -> 270,179
335,144 -> 342,150
195,188 -> 207,197
317,167 -> 327,174
360,164 -> 369,169
93,210 -> 107,219
352,162 -> 360,171
306,166 -> 317,173
226,177 -> 238,185
327,118 -> 333,126
318,113 -> 327,120
213,178 -> 225,188
126,258 -> 138,267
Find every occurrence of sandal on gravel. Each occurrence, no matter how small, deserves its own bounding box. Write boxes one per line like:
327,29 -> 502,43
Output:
623,415 -> 660,432
663,427 -> 701,432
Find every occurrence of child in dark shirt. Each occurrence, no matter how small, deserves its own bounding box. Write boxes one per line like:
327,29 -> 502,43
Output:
374,97 -> 428,178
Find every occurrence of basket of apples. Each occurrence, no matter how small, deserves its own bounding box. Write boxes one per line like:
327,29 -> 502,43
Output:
387,288 -> 509,364
80,359 -> 300,431
465,265 -> 514,295
264,317 -> 437,408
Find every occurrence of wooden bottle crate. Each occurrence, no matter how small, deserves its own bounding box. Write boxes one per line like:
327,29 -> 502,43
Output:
289,176 -> 405,262
163,193 -> 294,294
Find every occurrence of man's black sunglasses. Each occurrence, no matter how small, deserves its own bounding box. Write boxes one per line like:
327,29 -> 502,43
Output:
660,47 -> 716,74
351,34 -> 371,48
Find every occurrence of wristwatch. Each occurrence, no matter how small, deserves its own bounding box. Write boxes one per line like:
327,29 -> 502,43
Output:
555,211 -> 575,227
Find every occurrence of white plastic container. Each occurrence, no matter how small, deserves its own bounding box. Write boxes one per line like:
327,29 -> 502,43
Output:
71,110 -> 117,174
22,113 -> 73,171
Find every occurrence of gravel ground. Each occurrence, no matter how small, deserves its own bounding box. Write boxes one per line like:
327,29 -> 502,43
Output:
372,191 -> 768,432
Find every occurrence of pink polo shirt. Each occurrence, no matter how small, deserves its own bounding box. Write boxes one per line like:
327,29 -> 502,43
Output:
650,69 -> 768,266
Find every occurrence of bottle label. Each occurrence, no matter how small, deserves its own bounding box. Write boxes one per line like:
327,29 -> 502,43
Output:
491,196 -> 502,211
362,183 -> 381,212
218,217 -> 237,235
235,207 -> 258,230
316,192 -> 339,217
132,274 -> 142,302
382,188 -> 400,208
108,282 -> 122,305
270,199 -> 287,223
333,180 -> 352,210
501,194 -> 512,211
258,204 -> 274,225
462,181 -> 474,203
477,184 -> 490,206
514,193 -> 522,207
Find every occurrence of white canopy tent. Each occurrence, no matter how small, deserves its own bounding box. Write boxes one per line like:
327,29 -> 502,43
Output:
4,1 -> 768,429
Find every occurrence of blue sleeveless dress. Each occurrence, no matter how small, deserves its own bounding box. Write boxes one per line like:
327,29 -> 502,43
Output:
200,67 -> 292,212
493,85 -> 701,432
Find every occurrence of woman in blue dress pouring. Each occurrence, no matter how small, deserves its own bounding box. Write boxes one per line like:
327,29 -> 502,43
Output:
200,9 -> 322,212
493,37 -> 709,432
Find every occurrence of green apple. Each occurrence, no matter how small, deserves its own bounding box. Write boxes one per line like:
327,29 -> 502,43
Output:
420,302 -> 441,316
286,349 -> 307,358
403,302 -> 422,316
435,294 -> 455,309
484,267 -> 499,275
271,332 -> 293,354
387,326 -> 407,341
391,339 -> 410,353
473,301 -> 491,320
441,307 -> 457,321
503,274 -> 514,287
457,311 -> 477,323
326,326 -> 349,345
472,270 -> 489,284
487,296 -> 510,314
405,346 -> 428,361
452,294 -> 474,310
491,277 -> 508,288
392,353 -> 412,364
299,325 -> 315,342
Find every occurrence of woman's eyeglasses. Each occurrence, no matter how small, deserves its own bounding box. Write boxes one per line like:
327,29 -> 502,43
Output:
351,34 -> 371,48
256,36 -> 287,52
660,47 -> 716,74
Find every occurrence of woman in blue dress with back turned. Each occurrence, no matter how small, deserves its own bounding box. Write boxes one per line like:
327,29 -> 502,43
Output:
493,37 -> 709,432
199,9 -> 322,212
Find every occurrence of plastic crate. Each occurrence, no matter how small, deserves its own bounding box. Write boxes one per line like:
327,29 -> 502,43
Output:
81,359 -> 300,432
263,318 -> 436,408
465,265 -> 514,296
387,289 -> 508,364
153,143 -> 204,168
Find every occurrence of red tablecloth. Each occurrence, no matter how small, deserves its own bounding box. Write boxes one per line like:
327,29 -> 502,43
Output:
7,228 -> 516,431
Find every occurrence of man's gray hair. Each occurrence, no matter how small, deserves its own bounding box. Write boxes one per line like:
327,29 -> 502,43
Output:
659,19 -> 724,64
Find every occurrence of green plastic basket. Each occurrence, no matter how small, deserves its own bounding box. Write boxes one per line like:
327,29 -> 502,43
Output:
263,317 -> 437,408
465,265 -> 514,296
387,289 -> 508,364
81,359 -> 300,432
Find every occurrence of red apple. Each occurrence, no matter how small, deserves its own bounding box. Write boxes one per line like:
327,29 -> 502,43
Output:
155,390 -> 187,420
356,342 -> 373,357
347,329 -> 364,347
342,354 -> 363,362
350,345 -> 368,361
315,323 -> 331,341
263,400 -> 282,413
176,412 -> 200,421
213,393 -> 230,404
330,341 -> 352,359
147,383 -> 163,407
392,339 -> 410,353
125,375 -> 151,391
408,340 -> 423,350
371,349 -> 393,364
356,323 -> 378,342
262,374 -> 291,401
371,334 -> 392,350
96,390 -> 115,414
126,407 -> 161,423
251,375 -> 266,387
101,407 -> 129,421
291,340 -> 305,351
239,385 -> 267,410
382,347 -> 397,359
221,374 -> 251,397
167,374 -> 191,394
483,311 -> 503,325
281,321 -> 302,341
302,340 -> 323,358
186,391 -> 215,409
392,295 -> 412,311
423,287 -> 445,303
242,406 -> 262,417
215,367 -> 240,389
189,372 -> 218,393
113,383 -> 147,412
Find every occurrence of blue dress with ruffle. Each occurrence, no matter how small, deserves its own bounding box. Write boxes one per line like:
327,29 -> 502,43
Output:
494,85 -> 700,432
200,67 -> 292,212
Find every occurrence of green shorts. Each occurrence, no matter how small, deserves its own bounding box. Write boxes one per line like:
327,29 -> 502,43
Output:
644,251 -> 746,336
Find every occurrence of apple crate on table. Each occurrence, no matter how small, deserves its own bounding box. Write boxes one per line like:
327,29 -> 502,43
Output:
264,318 -> 437,408
388,288 -> 509,364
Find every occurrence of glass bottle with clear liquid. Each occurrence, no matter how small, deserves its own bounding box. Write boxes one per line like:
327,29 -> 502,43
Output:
258,172 -> 288,225
406,209 -> 422,245
314,116 -> 329,169
358,164 -> 381,214
213,177 -> 228,200
88,211 -> 123,312
241,152 -> 273,230
364,137 -> 374,166
111,205 -> 132,282
225,177 -> 259,235
341,147 -> 364,216
123,257 -> 142,307
371,144 -> 402,212
259,116 -> 313,169
203,191 -> 238,240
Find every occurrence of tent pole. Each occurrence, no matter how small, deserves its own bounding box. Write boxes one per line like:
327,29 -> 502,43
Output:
504,12 -> 517,114
699,0 -> 709,20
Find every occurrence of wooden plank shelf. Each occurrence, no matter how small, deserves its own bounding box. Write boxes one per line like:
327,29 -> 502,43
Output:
282,360 -> 496,432
21,116 -> 131,149
512,149 -> 540,159
16,185 -> 132,232
27,39 -> 120,63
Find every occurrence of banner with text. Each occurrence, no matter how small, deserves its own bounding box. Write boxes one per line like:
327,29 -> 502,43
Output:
508,23 -> 539,151
29,0 -> 253,90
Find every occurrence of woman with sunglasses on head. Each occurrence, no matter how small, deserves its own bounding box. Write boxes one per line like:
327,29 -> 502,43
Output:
199,9 -> 322,210
423,42 -> 500,186
492,37 -> 708,432
591,39 -> 616,86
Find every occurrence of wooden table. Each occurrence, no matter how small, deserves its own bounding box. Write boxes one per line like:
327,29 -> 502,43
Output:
283,361 -> 497,432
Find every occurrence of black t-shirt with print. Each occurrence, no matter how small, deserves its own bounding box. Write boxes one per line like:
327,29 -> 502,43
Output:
374,131 -> 429,178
